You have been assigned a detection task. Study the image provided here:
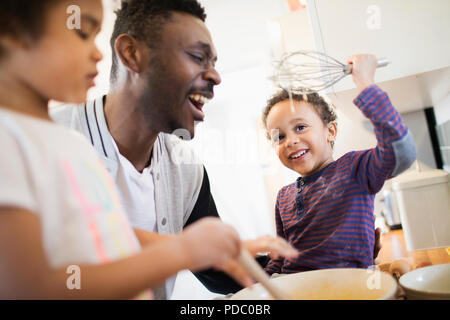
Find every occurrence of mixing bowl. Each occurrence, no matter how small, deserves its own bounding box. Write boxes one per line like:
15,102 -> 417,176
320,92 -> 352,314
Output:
399,263 -> 450,300
231,268 -> 398,300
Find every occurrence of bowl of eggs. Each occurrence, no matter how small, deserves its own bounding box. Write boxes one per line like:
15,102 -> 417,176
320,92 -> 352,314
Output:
230,268 -> 398,300
399,263 -> 450,300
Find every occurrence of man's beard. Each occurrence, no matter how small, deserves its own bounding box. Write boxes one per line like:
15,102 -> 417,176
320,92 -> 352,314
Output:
137,91 -> 193,139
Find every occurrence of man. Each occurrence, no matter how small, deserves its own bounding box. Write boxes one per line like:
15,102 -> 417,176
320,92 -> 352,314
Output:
51,0 -> 380,299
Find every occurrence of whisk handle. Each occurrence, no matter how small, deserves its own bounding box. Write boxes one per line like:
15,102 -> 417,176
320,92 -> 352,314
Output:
345,58 -> 390,73
376,58 -> 390,68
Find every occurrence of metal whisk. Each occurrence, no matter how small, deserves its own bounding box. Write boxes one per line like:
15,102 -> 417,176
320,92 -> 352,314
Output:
269,51 -> 390,94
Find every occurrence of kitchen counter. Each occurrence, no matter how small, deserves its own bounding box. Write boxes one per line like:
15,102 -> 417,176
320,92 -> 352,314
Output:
377,229 -> 450,266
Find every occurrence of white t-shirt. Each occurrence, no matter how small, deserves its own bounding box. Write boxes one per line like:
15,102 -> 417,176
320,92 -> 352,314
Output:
105,117 -> 178,298
0,108 -> 152,299
109,135 -> 157,233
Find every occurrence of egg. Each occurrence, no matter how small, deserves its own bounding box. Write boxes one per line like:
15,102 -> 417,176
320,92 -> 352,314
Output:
413,262 -> 432,270
389,259 -> 412,279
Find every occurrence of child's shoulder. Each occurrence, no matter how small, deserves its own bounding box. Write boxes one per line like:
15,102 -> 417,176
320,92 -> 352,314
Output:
336,150 -> 368,165
0,108 -> 98,159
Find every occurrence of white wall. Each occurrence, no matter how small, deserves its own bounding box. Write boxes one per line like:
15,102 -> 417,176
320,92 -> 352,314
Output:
434,95 -> 450,125
306,0 -> 450,93
201,0 -> 287,74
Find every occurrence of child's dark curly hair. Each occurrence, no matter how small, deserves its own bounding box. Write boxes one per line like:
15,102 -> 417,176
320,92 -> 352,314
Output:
0,0 -> 60,59
262,89 -> 337,143
110,0 -> 207,82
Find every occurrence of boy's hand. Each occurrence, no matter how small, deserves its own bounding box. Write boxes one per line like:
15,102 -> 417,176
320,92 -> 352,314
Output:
374,227 -> 382,259
347,54 -> 378,93
243,235 -> 298,259
213,235 -> 299,288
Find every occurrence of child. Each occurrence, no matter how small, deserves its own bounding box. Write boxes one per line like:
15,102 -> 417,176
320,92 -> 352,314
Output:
0,0 -> 297,299
263,54 -> 417,274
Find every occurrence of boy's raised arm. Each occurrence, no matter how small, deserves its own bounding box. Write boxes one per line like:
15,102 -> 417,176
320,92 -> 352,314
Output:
347,55 -> 417,194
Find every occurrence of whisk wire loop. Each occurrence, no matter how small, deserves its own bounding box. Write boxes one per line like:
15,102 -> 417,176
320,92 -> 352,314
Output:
270,50 -> 389,94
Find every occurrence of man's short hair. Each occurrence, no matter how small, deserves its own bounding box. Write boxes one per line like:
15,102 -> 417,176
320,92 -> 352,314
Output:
110,0 -> 207,82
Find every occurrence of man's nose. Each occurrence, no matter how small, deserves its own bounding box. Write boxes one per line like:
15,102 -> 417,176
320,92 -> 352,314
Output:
203,66 -> 222,86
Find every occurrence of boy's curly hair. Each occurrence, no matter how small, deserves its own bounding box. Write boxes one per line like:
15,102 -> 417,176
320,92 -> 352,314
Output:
262,89 -> 337,144
110,0 -> 207,81
0,0 -> 60,59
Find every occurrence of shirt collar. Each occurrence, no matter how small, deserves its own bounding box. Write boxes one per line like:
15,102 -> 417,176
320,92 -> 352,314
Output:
296,161 -> 334,188
94,95 -> 160,169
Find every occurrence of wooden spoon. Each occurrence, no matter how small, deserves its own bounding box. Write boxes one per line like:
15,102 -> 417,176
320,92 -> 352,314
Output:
237,249 -> 291,300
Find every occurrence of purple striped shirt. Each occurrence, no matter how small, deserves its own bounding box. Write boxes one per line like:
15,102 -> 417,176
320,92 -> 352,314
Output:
265,85 -> 410,274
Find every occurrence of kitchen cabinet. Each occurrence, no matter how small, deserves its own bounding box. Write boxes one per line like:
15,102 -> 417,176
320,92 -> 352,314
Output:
437,118 -> 450,172
304,0 -> 450,93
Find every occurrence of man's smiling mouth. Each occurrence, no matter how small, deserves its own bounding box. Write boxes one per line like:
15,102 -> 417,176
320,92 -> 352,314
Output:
189,94 -> 210,105
188,93 -> 211,121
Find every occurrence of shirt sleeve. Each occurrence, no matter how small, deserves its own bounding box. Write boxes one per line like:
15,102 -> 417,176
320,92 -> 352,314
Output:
0,124 -> 37,212
350,85 -> 417,194
184,166 -> 219,225
264,197 -> 285,275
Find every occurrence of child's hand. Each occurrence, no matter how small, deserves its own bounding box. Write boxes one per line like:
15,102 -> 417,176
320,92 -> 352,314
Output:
374,227 -> 382,259
347,54 -> 378,93
180,217 -> 242,271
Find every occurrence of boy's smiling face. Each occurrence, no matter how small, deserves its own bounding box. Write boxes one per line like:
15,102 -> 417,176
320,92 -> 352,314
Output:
9,0 -> 104,103
266,99 -> 337,177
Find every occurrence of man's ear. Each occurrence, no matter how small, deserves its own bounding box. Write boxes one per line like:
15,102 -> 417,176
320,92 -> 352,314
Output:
114,34 -> 148,74
327,121 -> 337,144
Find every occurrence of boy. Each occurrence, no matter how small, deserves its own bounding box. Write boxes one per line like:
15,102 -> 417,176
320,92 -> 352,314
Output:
263,54 -> 416,274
